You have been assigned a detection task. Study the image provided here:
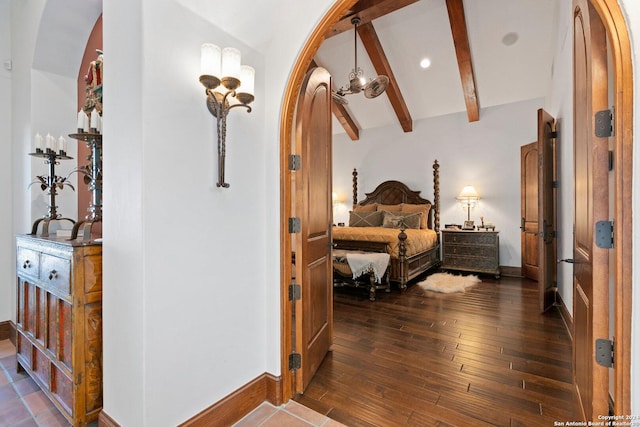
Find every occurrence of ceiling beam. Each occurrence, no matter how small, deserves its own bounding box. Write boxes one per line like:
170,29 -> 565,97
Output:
358,21 -> 413,132
325,0 -> 419,39
311,59 -> 360,140
446,0 -> 480,122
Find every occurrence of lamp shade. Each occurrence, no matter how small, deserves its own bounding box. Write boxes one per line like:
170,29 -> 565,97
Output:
201,43 -> 221,77
221,47 -> 241,79
457,185 -> 480,200
238,65 -> 255,96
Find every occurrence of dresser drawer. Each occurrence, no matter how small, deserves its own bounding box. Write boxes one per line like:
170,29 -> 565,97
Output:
17,247 -> 40,279
443,244 -> 497,258
444,232 -> 498,245
40,254 -> 71,296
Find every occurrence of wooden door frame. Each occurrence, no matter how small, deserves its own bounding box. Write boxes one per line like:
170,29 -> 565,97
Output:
278,0 -> 633,413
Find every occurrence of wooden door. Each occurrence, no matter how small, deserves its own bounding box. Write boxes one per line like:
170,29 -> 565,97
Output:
573,0 -> 610,419
537,109 -> 557,312
520,142 -> 538,281
293,66 -> 333,394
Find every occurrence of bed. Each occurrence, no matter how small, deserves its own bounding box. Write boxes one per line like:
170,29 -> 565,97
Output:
332,160 -> 441,289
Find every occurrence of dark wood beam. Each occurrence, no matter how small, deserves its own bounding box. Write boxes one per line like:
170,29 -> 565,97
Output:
325,0 -> 419,38
332,100 -> 360,141
310,59 -> 360,140
357,22 -> 413,132
446,0 -> 480,122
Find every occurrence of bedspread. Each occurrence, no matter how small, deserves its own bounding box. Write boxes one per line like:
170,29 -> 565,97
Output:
332,226 -> 438,258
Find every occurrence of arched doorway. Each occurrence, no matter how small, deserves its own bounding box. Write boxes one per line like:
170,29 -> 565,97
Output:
279,0 -> 633,416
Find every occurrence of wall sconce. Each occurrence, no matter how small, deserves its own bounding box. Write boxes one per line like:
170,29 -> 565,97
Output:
456,185 -> 480,221
199,43 -> 255,188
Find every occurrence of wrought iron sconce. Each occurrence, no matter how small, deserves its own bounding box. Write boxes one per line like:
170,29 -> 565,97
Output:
199,43 -> 255,188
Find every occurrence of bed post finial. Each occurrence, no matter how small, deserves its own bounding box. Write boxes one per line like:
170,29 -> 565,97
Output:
433,160 -> 440,232
352,168 -> 358,207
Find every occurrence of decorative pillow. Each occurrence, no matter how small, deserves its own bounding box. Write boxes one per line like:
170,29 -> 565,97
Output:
353,203 -> 377,213
401,203 -> 431,229
349,210 -> 384,227
377,204 -> 402,213
381,211 -> 422,229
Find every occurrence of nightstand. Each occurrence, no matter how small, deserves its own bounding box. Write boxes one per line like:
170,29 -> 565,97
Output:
441,230 -> 500,278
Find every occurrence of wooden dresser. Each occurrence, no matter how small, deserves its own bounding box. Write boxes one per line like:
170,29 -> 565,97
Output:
15,235 -> 102,426
441,230 -> 501,278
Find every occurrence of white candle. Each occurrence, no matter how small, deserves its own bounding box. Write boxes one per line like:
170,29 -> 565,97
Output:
34,133 -> 44,151
45,133 -> 54,151
90,108 -> 99,131
57,136 -> 67,154
77,110 -> 87,131
84,113 -> 90,132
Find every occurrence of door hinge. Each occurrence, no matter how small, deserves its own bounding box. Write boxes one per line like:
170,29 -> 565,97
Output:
289,352 -> 301,370
549,130 -> 558,139
552,180 -> 559,189
595,338 -> 614,367
595,220 -> 614,249
288,217 -> 301,233
288,154 -> 301,171
289,283 -> 301,301
595,109 -> 614,137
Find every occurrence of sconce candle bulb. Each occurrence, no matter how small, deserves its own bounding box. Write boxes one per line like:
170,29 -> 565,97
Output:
199,43 -> 255,188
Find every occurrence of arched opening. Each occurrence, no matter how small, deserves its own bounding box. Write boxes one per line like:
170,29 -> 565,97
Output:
279,0 -> 634,416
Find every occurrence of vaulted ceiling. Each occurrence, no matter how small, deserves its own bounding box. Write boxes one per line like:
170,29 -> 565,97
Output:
314,0 -> 558,139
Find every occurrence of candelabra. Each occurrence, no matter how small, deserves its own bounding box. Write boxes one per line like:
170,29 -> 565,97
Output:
68,132 -> 102,241
28,149 -> 75,237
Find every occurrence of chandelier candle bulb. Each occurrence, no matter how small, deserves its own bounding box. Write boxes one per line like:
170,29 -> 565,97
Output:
45,133 -> 55,152
90,108 -> 100,132
77,110 -> 88,133
34,133 -> 44,152
57,136 -> 67,155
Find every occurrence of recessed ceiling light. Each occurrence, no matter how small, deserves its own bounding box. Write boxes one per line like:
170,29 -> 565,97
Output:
502,32 -> 519,46
420,58 -> 431,69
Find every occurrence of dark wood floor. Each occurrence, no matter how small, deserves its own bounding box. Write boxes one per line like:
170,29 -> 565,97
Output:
295,272 -> 578,426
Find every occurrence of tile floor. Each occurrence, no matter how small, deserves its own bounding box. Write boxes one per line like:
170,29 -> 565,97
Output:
1,339 -> 342,427
0,339 -> 81,427
232,401 -> 345,427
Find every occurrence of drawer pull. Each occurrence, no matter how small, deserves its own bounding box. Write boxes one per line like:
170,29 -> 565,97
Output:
22,260 -> 31,269
48,270 -> 59,280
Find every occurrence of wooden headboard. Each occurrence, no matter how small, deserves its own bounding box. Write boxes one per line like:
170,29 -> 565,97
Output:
351,160 -> 440,231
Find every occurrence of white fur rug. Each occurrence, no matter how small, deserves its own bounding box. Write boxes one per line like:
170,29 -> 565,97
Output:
417,272 -> 481,293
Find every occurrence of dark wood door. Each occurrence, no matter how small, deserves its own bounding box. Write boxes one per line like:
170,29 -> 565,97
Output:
537,109 -> 556,312
293,66 -> 333,394
573,0 -> 610,419
520,141 -> 538,281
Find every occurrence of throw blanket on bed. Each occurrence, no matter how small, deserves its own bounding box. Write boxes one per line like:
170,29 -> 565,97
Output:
332,227 -> 438,258
345,252 -> 390,284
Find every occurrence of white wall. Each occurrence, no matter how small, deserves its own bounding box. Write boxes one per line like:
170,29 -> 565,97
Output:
0,0 -> 12,323
333,98 -> 543,268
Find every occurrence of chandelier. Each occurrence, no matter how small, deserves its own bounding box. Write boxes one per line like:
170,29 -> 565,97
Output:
333,17 -> 389,105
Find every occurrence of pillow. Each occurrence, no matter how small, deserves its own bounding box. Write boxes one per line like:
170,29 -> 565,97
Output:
401,203 -> 431,229
377,204 -> 402,213
381,211 -> 422,229
349,210 -> 384,227
353,203 -> 377,213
